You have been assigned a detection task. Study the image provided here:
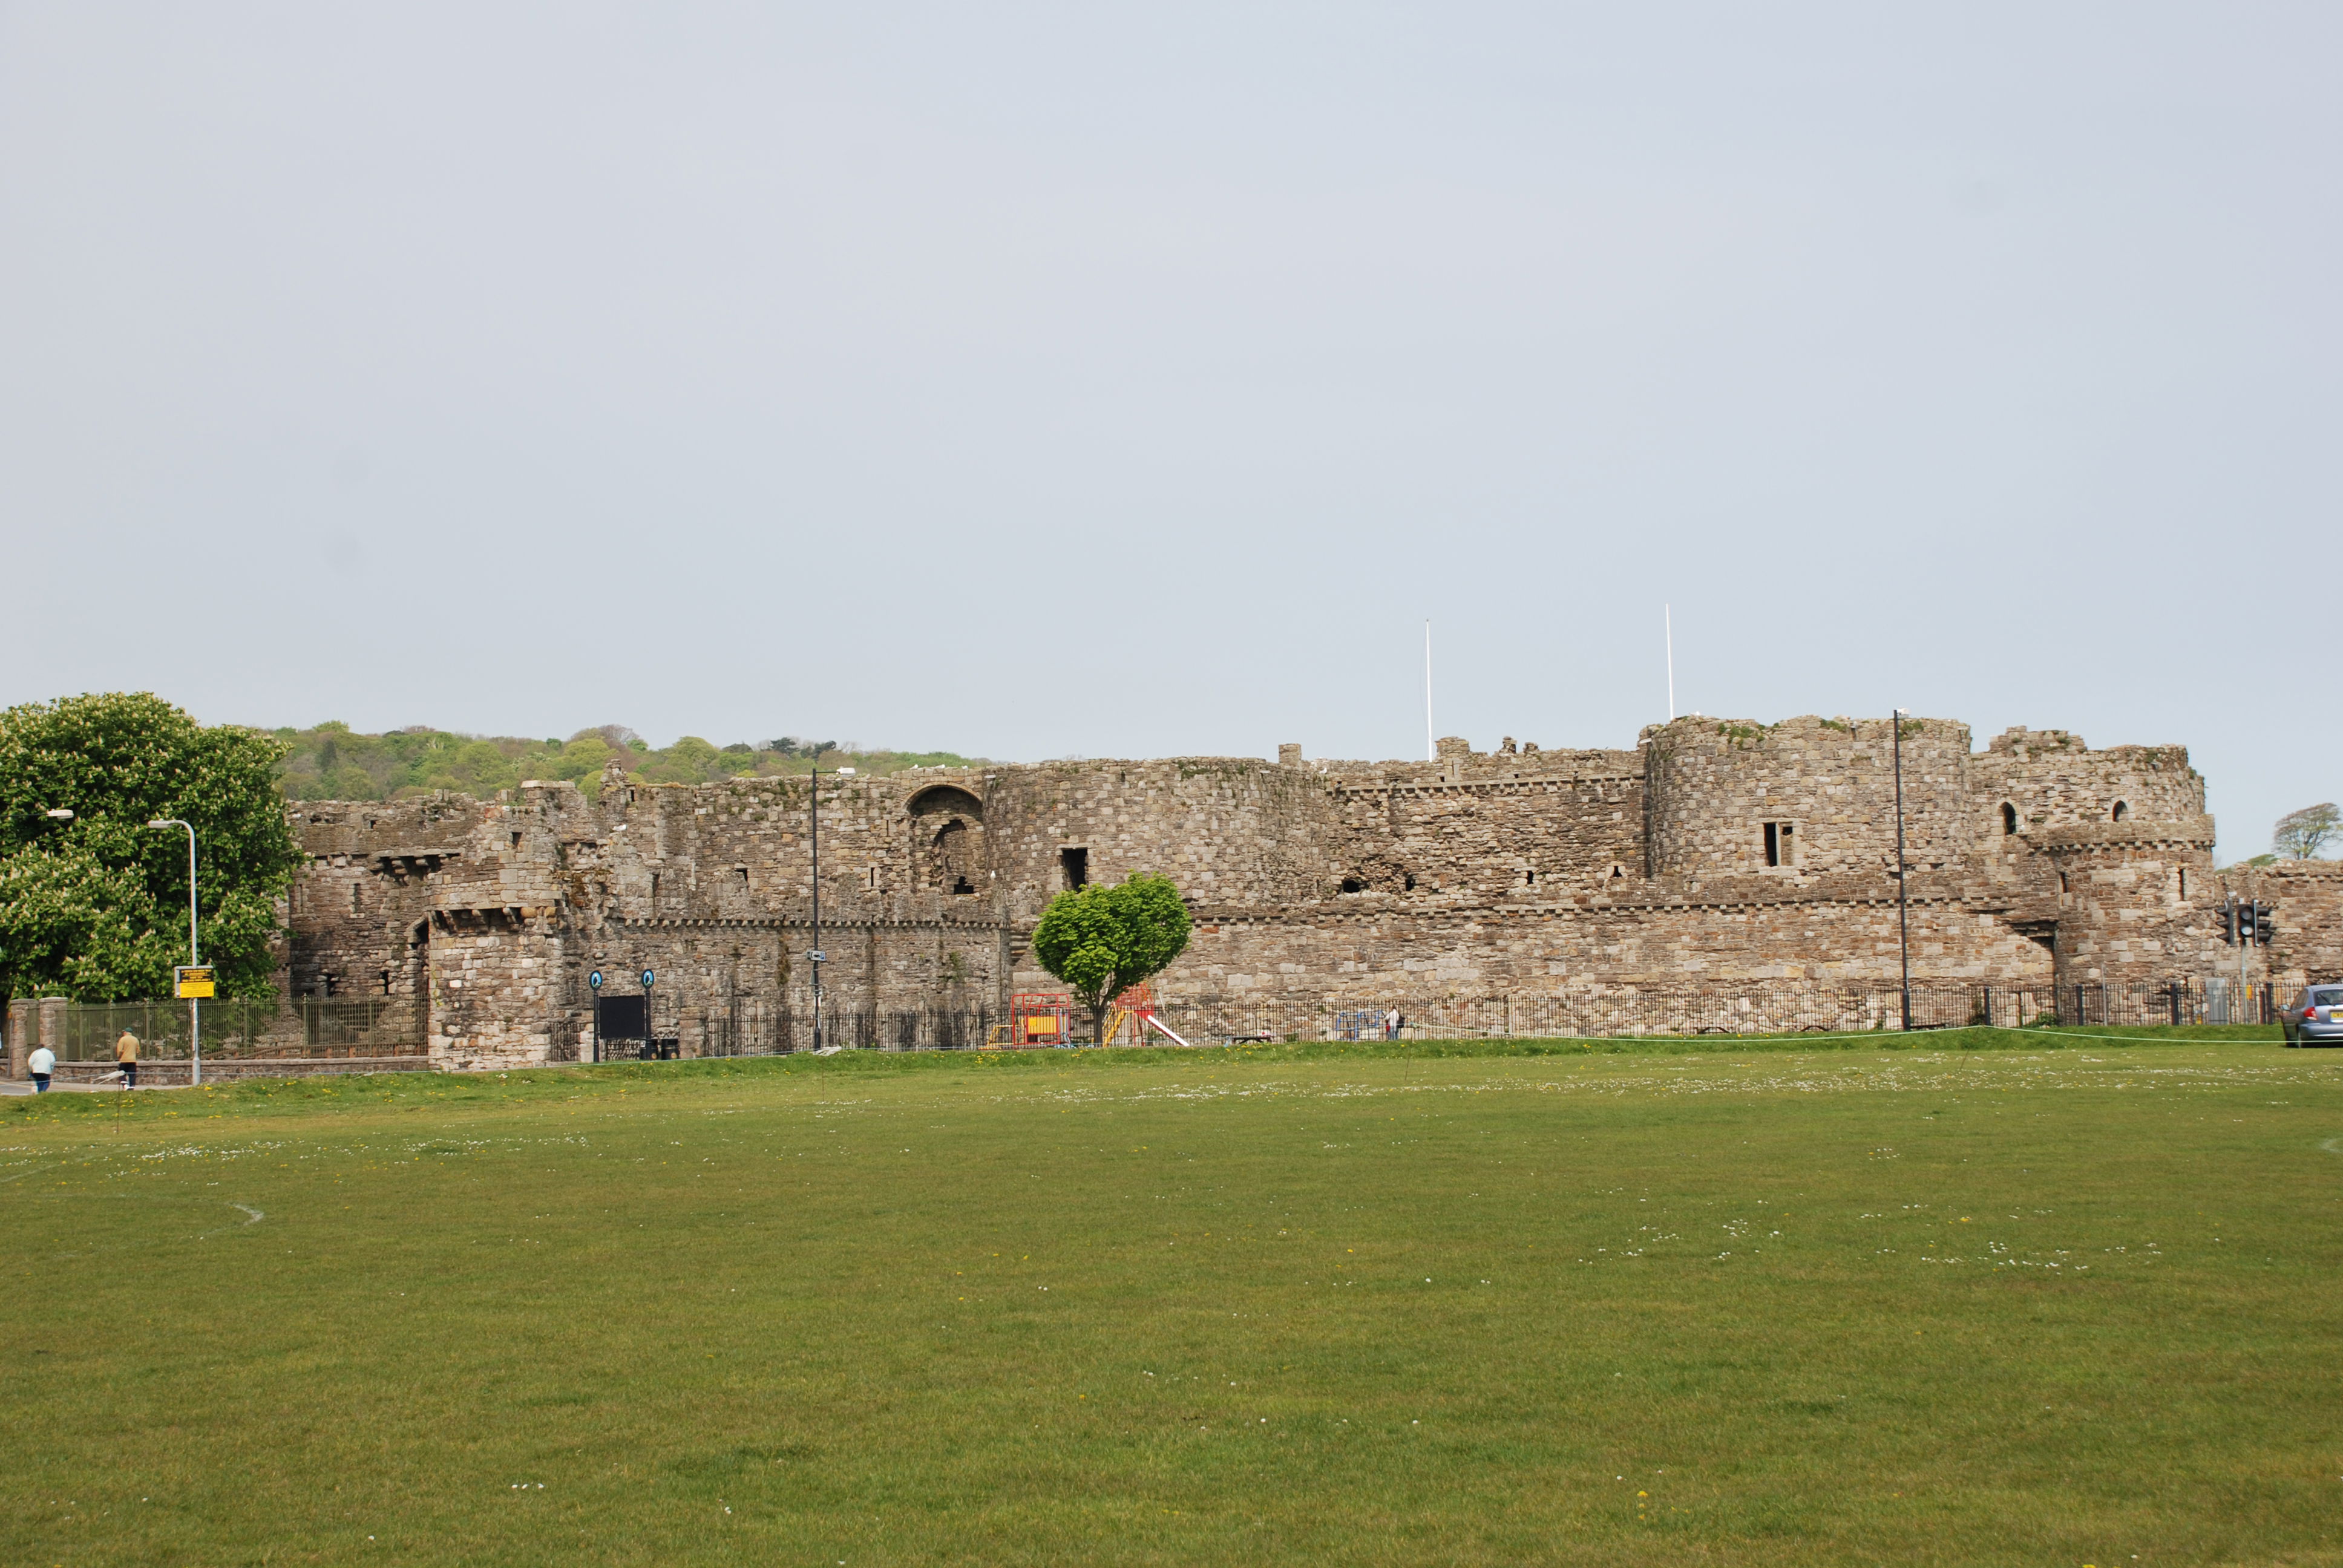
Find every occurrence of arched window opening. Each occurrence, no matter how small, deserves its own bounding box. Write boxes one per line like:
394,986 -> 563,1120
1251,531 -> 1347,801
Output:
2111,800 -> 2129,822
2001,802 -> 2018,835
909,785 -> 986,890
1402,874 -> 1417,892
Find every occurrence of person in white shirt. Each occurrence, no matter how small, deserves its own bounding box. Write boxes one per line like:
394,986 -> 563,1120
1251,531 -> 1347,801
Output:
28,1045 -> 56,1093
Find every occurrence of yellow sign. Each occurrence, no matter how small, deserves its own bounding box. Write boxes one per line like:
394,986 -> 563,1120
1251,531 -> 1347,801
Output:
175,965 -> 215,1000
1024,1014 -> 1059,1036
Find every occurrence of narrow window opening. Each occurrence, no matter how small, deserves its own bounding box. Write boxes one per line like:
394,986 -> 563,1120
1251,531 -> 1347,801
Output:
736,867 -> 750,888
1340,877 -> 1366,893
1763,822 -> 1792,867
1060,846 -> 1089,890
380,970 -> 392,996
511,831 -> 522,850
650,871 -> 660,909
1609,863 -> 1626,881
2178,867 -> 2187,898
2058,870 -> 2069,893
350,882 -> 362,914
1403,873 -> 1417,891
2111,800 -> 2129,822
952,875 -> 975,894
1524,869 -> 1536,886
2001,802 -> 2018,835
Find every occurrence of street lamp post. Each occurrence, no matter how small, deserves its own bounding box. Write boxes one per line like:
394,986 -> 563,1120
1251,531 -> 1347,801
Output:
1891,712 -> 1912,1033
808,766 -> 825,1053
148,819 -> 201,1085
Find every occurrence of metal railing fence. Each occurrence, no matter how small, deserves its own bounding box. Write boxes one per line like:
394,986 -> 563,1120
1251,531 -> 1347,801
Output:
39,998 -> 427,1061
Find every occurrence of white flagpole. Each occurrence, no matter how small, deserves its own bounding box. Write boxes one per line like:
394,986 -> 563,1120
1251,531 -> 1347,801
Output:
1424,619 -> 1435,761
1665,604 -> 1675,720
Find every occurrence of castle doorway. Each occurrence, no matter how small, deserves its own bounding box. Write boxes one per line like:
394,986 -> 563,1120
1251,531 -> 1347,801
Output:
909,785 -> 986,894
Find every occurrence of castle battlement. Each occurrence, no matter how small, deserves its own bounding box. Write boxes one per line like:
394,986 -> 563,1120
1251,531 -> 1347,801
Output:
277,716 -> 2331,1066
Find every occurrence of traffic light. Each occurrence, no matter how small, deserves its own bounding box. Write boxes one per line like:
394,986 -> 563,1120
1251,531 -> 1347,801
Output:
2214,900 -> 2237,944
2252,901 -> 2276,947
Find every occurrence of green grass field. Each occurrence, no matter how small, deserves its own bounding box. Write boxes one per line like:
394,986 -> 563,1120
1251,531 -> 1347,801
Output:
7,1030 -> 2341,1566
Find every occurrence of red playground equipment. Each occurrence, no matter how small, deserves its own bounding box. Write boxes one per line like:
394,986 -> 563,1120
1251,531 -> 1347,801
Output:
986,986 -> 1196,1048
994,992 -> 1074,1048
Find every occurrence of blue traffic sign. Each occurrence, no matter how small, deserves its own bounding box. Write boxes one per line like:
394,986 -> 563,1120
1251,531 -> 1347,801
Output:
640,969 -> 655,988
588,970 -> 604,989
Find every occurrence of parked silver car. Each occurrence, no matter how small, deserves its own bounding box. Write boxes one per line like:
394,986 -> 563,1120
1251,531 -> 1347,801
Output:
2281,985 -> 2343,1046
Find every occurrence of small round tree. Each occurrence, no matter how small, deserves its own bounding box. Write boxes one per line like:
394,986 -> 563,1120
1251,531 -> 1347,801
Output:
1030,872 -> 1191,1045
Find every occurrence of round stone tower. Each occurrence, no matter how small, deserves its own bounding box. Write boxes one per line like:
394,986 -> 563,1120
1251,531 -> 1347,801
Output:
1641,714 -> 1971,882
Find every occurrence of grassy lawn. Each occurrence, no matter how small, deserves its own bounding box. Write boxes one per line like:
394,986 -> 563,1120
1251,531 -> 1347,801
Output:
6,1029 -> 2341,1566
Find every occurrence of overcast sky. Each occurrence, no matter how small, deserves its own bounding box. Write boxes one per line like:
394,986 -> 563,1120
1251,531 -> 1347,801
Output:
2,4 -> 2335,858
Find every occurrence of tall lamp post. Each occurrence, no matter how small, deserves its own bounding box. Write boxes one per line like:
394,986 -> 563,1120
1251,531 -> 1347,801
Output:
808,765 -> 825,1053
148,818 -> 202,1086
1890,712 -> 1912,1033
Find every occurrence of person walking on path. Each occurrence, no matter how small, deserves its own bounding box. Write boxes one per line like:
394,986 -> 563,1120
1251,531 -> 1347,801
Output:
28,1044 -> 55,1093
114,1029 -> 139,1089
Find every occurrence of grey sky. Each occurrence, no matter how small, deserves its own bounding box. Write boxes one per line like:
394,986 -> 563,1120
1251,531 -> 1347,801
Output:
2,4 -> 2334,860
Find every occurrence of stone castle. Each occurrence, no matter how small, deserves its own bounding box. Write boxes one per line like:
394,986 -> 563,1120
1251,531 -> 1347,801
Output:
284,715 -> 2343,1066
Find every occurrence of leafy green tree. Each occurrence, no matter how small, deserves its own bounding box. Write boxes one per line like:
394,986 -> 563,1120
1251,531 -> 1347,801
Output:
0,693 -> 300,1002
2274,803 -> 2339,860
1030,874 -> 1192,1044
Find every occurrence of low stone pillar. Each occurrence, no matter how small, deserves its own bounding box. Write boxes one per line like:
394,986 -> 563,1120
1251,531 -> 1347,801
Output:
5,998 -> 34,1078
39,998 -> 68,1059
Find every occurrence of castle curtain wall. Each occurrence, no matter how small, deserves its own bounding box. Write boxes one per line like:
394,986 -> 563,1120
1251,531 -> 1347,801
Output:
276,716 -> 2335,1064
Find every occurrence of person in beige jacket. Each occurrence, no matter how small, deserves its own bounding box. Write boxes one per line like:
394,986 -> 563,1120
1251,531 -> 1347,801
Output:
114,1029 -> 139,1089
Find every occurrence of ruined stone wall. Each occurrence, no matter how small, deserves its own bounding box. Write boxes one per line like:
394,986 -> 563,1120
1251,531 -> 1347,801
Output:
268,711 -> 2325,1064
1643,715 -> 1972,880
2029,818 -> 2220,987
2212,860 -> 2343,991
1168,896 -> 2056,1018
979,759 -> 1340,913
286,797 -> 474,1010
572,917 -> 1011,1056
1971,728 -> 2206,840
1319,771 -> 1645,903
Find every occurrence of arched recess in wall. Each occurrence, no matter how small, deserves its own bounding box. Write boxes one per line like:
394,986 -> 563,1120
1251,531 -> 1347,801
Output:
2002,802 -> 2019,835
908,785 -> 986,894
2111,800 -> 2129,822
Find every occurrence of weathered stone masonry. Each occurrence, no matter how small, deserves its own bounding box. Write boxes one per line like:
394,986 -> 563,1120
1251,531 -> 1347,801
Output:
282,716 -> 2342,1066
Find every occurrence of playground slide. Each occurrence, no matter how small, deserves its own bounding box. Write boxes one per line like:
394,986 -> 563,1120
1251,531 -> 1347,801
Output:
1144,1014 -> 1196,1049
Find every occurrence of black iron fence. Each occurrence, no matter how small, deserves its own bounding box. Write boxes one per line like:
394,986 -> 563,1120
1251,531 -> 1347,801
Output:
689,1005 -> 999,1056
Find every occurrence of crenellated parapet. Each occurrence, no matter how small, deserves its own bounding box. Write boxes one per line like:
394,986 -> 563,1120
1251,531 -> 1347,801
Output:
273,713 -> 2338,1064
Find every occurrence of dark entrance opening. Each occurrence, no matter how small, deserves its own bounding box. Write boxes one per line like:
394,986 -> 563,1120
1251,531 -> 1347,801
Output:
1060,847 -> 1089,890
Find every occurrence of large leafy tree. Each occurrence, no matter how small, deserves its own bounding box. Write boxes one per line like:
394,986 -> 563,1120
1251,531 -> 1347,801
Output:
0,693 -> 300,1002
1030,873 -> 1191,1044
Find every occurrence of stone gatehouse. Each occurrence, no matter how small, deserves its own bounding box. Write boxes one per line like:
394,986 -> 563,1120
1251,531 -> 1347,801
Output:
281,715 -> 2343,1067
